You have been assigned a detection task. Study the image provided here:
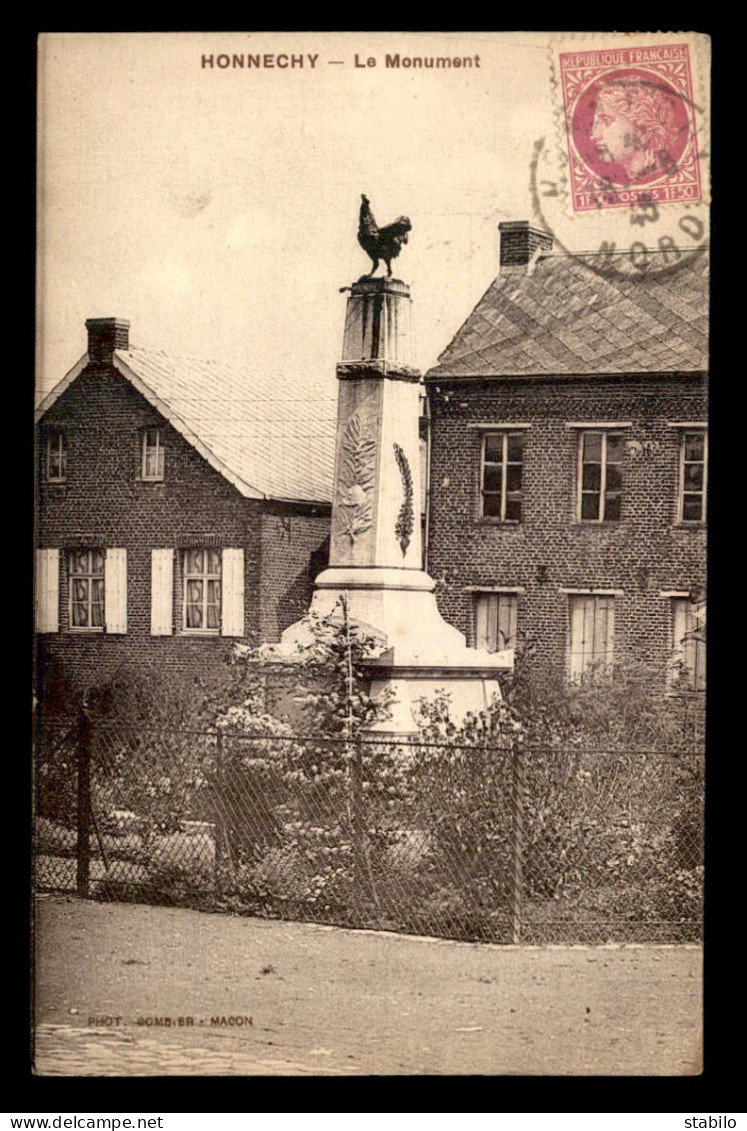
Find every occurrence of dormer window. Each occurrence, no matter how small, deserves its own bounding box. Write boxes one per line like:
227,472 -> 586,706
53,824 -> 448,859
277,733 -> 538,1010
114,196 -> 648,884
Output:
46,428 -> 67,483
141,428 -> 164,481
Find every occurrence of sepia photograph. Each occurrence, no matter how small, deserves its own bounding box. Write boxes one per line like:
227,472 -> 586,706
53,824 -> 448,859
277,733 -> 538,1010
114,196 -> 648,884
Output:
33,31 -> 708,1077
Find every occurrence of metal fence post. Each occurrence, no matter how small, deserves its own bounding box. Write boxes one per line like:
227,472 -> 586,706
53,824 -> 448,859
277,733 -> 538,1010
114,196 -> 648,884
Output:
76,701 -> 92,898
214,731 -> 225,893
350,737 -> 366,898
214,730 -> 236,893
510,743 -> 525,945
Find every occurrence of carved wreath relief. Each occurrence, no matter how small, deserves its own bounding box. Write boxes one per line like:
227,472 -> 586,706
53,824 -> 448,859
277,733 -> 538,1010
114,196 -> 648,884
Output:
336,408 -> 376,545
393,442 -> 414,557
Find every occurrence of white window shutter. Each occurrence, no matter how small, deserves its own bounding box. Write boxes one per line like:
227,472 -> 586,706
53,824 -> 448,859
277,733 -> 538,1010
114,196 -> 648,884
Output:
497,596 -> 518,651
569,597 -> 588,682
593,596 -> 614,671
150,549 -> 174,636
105,548 -> 127,634
486,594 -> 499,651
35,549 -> 59,633
221,548 -> 245,637
475,596 -> 489,650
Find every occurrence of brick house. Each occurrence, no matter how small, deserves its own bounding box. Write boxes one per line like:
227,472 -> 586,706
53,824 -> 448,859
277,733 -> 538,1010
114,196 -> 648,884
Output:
34,318 -> 334,702
424,222 -> 707,689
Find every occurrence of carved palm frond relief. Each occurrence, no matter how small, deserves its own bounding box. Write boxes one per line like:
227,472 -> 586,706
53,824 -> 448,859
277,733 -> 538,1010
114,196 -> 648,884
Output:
393,442 -> 414,557
336,408 -> 376,544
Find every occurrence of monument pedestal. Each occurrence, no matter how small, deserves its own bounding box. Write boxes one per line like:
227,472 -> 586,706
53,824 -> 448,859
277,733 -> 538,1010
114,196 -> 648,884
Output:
271,275 -> 512,734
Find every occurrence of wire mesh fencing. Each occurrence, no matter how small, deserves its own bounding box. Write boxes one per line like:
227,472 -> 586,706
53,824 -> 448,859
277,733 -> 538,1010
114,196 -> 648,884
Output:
33,715 -> 703,945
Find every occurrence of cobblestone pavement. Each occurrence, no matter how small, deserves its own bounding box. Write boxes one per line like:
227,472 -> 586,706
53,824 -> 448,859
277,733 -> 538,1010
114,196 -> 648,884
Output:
34,896 -> 702,1076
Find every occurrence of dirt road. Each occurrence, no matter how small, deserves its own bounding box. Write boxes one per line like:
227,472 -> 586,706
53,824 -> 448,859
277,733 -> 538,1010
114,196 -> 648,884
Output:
33,895 -> 702,1075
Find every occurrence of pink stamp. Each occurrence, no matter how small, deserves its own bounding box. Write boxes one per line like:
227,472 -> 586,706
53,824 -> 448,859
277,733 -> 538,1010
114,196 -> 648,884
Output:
558,43 -> 702,213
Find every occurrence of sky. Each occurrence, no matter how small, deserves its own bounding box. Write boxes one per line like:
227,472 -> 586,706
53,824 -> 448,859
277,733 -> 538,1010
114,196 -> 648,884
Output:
35,31 -> 709,406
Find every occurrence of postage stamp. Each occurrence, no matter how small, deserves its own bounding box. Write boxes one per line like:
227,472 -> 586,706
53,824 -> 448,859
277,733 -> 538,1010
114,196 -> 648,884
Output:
557,43 -> 702,213
536,33 -> 710,279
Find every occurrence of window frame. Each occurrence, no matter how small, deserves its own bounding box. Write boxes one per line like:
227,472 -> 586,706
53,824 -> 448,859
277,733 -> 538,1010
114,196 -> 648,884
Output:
479,430 -> 524,522
575,429 -> 624,523
678,429 -> 707,524
182,548 -> 222,635
68,548 -> 105,633
141,427 -> 165,482
46,427 -> 67,483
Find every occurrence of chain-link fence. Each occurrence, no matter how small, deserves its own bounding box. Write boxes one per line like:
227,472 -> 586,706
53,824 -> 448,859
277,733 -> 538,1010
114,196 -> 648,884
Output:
34,714 -> 703,944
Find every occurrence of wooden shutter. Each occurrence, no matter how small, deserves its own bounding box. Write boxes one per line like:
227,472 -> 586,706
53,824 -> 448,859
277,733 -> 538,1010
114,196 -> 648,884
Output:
692,601 -> 706,691
475,595 -> 489,650
569,596 -> 591,682
672,598 -> 706,691
476,593 -> 519,652
594,596 -> 614,672
150,548 -> 174,635
221,548 -> 245,637
104,548 -> 127,634
35,549 -> 59,633
570,595 -> 614,680
497,595 -> 518,650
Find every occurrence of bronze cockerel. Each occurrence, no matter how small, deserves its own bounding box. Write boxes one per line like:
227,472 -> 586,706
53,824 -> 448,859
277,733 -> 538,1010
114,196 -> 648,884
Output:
357,194 -> 412,277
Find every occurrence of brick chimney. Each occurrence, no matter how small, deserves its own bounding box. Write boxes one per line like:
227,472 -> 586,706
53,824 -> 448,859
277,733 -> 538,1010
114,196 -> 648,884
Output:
498,221 -> 553,273
85,317 -> 130,362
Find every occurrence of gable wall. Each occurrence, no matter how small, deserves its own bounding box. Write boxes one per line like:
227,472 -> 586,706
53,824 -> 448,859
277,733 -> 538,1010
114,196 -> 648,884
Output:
35,362 -> 329,707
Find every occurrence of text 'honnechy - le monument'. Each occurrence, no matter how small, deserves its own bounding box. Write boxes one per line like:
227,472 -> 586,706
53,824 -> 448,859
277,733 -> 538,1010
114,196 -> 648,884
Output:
273,195 -> 513,732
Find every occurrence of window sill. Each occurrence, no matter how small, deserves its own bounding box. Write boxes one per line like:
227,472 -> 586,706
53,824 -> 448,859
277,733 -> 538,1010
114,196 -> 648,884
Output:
181,629 -> 221,637
140,476 -> 165,483
673,522 -> 706,530
68,627 -> 104,634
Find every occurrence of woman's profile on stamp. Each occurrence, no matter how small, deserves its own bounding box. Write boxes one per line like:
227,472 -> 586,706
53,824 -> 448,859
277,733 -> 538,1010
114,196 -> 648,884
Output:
589,78 -> 685,184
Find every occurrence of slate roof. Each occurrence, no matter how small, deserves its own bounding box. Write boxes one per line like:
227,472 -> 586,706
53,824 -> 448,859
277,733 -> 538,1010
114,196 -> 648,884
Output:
37,345 -> 337,505
426,248 -> 709,379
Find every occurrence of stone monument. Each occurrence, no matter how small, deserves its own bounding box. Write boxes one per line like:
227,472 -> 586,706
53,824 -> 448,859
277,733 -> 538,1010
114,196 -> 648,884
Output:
273,199 -> 513,733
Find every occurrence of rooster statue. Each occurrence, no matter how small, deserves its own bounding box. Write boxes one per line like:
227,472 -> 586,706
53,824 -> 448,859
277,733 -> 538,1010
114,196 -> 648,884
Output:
357,194 -> 412,277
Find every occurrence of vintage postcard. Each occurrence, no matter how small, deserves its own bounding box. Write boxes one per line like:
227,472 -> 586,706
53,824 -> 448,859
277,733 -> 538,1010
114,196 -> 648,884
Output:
34,31 -> 708,1077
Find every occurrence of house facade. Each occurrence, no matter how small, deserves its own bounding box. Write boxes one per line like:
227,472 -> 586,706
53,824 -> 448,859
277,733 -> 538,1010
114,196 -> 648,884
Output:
424,222 -> 707,689
34,318 -> 333,704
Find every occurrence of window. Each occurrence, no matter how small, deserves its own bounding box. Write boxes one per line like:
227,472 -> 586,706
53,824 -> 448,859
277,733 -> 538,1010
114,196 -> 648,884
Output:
474,592 -> 518,652
671,597 -> 706,691
46,428 -> 67,482
183,548 -> 221,632
481,432 -> 523,520
151,548 -> 244,637
38,548 -> 126,635
568,594 -> 615,681
679,431 -> 707,523
69,549 -> 104,630
577,431 -> 623,522
141,428 -> 164,480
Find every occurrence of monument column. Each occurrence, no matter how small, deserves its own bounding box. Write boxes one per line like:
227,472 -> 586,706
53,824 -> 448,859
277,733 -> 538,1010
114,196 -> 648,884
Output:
301,275 -> 464,658
330,276 -> 422,571
278,271 -> 512,732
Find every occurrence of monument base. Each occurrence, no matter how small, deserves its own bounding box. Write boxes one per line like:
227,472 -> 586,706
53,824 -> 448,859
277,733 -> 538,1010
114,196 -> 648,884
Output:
275,566 -> 513,734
